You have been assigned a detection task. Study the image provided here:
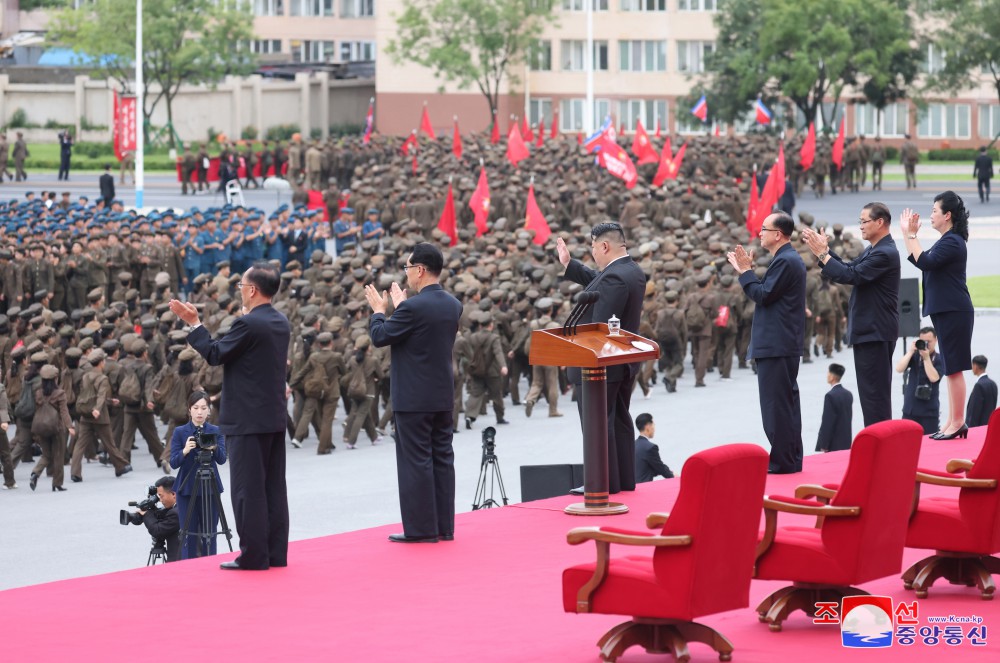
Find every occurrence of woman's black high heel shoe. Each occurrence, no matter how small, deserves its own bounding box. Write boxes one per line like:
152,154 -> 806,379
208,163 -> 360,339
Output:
935,424 -> 969,440
52,485 -> 67,492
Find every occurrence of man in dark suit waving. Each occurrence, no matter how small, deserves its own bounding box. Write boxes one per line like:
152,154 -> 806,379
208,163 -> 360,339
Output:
728,212 -> 807,474
802,202 -> 900,426
366,243 -> 463,543
169,262 -> 291,570
556,221 -> 646,494
968,355 -> 998,427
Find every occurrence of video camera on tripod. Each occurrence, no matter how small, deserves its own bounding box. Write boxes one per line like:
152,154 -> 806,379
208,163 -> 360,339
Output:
119,485 -> 158,525
192,428 -> 218,462
473,426 -> 508,510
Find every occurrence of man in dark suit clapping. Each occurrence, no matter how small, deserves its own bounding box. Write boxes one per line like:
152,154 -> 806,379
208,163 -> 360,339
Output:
968,355 -> 998,428
169,262 -> 291,570
728,212 -> 807,474
556,222 -> 647,494
801,202 -> 900,426
366,243 -> 463,544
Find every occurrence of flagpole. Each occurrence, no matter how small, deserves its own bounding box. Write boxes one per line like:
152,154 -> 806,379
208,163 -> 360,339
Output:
584,0 -> 594,135
135,0 -> 144,209
524,59 -> 531,131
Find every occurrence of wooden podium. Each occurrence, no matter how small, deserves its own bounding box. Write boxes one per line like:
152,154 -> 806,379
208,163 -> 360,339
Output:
529,322 -> 660,515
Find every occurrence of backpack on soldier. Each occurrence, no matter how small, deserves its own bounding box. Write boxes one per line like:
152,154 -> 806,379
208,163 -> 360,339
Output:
303,356 -> 327,399
31,392 -> 60,437
14,378 -> 36,420
162,374 -> 190,422
685,299 -> 707,331
465,335 -> 489,377
346,361 -> 368,399
119,370 -> 142,406
75,372 -> 98,416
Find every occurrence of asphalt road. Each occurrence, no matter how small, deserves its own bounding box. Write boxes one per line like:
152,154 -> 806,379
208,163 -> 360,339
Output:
0,171 -> 998,591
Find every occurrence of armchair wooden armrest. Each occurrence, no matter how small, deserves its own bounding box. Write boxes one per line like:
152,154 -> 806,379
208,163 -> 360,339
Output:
645,512 -> 670,529
945,459 -> 975,474
567,527 -> 692,613
915,471 -> 996,489
754,496 -> 861,567
794,484 -> 837,502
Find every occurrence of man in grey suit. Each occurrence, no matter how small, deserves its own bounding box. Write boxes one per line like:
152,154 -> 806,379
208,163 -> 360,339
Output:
728,212 -> 807,474
366,243 -> 463,543
170,262 -> 291,570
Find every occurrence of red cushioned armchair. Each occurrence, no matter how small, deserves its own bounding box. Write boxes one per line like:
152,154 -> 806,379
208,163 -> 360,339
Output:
754,420 -> 923,631
903,408 -> 1000,599
562,444 -> 769,662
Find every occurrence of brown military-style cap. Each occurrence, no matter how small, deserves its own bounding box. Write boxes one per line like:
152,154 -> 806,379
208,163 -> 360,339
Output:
39,364 -> 59,380
30,351 -> 49,363
88,348 -> 106,363
87,288 -> 104,302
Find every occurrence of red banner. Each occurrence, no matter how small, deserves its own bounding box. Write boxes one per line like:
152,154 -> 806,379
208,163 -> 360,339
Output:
115,94 -> 137,162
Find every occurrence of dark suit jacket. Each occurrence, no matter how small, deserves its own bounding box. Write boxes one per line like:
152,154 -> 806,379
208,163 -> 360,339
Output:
634,435 -> 673,483
816,383 -> 854,452
908,230 -> 974,316
169,421 -> 227,496
968,374 -> 998,428
143,506 -> 180,562
187,303 -> 290,435
285,229 -> 309,257
99,173 -> 115,201
821,234 -> 900,343
738,242 -> 806,359
974,153 -> 994,180
563,255 -> 647,382
369,283 -> 462,412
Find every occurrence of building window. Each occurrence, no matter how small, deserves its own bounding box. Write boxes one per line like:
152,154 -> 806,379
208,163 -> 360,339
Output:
529,40 -> 552,71
561,40 -> 609,71
918,103 -> 970,139
528,98 -> 553,127
617,99 -> 667,132
559,98 -> 611,132
341,0 -> 374,17
979,104 -> 1000,139
340,40 -> 375,61
923,43 -> 945,75
291,39 -> 336,63
289,0 -> 335,15
249,39 -> 283,55
562,0 -> 608,9
678,0 -> 715,10
676,40 -> 713,74
854,102 -> 908,138
621,0 -> 665,10
619,40 -> 666,72
253,0 -> 285,15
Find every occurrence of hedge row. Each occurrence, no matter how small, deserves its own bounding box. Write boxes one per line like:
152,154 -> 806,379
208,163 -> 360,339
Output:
927,148 -> 1000,161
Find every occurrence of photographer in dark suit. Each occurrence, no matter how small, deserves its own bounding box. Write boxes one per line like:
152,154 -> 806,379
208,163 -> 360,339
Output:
135,476 -> 181,563
556,222 -> 647,494
366,243 -> 462,544
968,355 -> 997,428
169,261 -> 291,570
728,212 -> 807,474
802,202 -> 900,426
634,413 -> 673,483
896,327 -> 943,435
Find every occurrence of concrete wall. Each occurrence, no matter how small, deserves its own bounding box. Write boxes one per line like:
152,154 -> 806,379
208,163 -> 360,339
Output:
0,74 -> 374,143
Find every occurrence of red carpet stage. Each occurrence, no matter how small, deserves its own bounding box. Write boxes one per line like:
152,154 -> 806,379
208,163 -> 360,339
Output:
3,429 -> 998,662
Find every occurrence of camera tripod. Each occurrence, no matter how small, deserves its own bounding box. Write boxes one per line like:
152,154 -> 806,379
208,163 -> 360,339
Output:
147,538 -> 169,566
472,447 -> 509,510
178,452 -> 234,557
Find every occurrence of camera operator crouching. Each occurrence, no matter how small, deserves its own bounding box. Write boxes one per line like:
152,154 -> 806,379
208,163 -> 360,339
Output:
896,326 -> 944,435
122,476 -> 181,562
169,391 -> 227,560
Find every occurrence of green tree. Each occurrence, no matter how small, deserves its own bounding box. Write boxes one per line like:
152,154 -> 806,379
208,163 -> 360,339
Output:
47,0 -> 257,147
386,0 -> 556,122
926,0 -> 1000,129
704,0 -> 918,128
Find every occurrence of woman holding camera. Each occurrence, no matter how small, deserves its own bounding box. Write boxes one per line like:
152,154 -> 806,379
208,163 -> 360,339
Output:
169,391 -> 227,559
901,191 -> 975,439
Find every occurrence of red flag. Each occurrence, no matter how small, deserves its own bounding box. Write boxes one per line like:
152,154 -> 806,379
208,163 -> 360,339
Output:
631,119 -> 658,165
452,117 -> 463,160
757,166 -> 780,220
506,124 -> 530,167
714,124 -> 720,137
469,167 -> 490,237
619,121 -> 625,136
655,118 -> 662,138
832,118 -> 845,170
800,122 -> 816,171
536,119 -> 545,147
437,182 -> 457,246
362,97 -> 374,144
577,132 -> 583,145
524,184 -> 551,245
490,113 -> 500,144
596,136 -> 639,189
773,142 -> 787,200
653,141 -> 686,186
401,130 -> 418,156
419,105 -> 436,140
411,154 -> 418,175
522,116 -> 534,142
550,111 -> 558,139
746,169 -> 761,234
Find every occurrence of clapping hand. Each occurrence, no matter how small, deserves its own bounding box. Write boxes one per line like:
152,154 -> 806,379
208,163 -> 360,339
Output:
364,283 -> 389,315
900,208 -> 920,236
168,299 -> 200,326
800,226 -> 829,257
727,245 -> 754,274
389,282 -> 407,307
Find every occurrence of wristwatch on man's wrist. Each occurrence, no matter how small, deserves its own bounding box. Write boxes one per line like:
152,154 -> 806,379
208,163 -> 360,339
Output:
817,251 -> 828,262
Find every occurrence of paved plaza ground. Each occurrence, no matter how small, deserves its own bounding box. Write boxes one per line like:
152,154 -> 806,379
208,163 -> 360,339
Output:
0,167 -> 998,591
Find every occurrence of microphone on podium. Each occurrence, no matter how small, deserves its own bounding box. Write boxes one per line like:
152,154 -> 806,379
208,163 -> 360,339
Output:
562,291 -> 600,336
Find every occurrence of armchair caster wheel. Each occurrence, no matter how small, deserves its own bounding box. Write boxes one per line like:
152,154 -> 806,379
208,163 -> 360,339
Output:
902,582 -> 913,590
757,614 -> 767,623
915,590 -> 929,599
981,592 -> 994,601
720,655 -> 732,662
768,623 -> 782,632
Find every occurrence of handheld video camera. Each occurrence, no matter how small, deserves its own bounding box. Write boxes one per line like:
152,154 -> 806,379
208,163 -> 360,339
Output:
120,485 -> 159,525
194,428 -> 218,450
